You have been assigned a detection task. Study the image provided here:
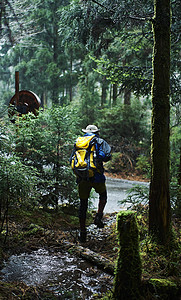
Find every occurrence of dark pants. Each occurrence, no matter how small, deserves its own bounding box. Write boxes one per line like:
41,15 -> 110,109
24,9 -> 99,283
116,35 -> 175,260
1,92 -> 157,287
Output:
78,180 -> 107,231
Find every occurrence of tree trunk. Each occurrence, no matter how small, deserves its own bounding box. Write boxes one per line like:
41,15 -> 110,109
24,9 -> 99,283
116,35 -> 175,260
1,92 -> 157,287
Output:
57,240 -> 114,275
41,92 -> 47,108
101,76 -> 108,107
113,211 -> 142,300
112,83 -> 117,106
149,0 -> 171,243
69,51 -> 73,102
176,147 -> 181,216
124,88 -> 131,105
52,2 -> 59,105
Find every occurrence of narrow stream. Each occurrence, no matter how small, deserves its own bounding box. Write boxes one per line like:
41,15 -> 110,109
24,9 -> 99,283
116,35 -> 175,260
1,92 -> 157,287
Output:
1,249 -> 113,299
1,177 -> 149,299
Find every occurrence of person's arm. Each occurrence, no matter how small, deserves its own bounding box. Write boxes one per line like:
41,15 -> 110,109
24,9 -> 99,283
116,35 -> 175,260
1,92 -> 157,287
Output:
96,138 -> 111,162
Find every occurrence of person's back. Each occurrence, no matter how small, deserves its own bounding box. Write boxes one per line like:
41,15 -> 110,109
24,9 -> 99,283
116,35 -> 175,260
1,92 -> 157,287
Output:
70,125 -> 111,243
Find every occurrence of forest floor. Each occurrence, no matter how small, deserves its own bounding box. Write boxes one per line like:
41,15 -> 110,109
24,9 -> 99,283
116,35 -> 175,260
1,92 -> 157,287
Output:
104,171 -> 150,182
0,172 -> 180,299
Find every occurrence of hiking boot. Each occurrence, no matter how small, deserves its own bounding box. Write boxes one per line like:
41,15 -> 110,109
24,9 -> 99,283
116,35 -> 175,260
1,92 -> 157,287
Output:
78,231 -> 87,243
94,213 -> 104,228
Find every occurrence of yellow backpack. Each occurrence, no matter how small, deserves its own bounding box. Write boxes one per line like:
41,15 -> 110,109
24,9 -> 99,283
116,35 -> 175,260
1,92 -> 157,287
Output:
71,135 -> 97,179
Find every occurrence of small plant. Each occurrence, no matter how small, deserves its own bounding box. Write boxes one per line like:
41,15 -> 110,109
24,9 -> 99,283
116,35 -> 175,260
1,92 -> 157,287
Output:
136,154 -> 151,178
119,182 -> 179,215
119,184 -> 149,210
105,152 -> 125,173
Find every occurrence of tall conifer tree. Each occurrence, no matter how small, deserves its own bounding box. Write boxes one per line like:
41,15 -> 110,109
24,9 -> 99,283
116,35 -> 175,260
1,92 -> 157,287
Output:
149,0 -> 171,243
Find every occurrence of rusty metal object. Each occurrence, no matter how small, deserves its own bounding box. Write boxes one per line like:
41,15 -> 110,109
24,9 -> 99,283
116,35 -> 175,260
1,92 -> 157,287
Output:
8,71 -> 41,122
9,90 -> 41,116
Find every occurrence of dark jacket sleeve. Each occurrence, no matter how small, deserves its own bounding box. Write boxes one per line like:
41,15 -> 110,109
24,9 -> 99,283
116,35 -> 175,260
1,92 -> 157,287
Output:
96,138 -> 111,162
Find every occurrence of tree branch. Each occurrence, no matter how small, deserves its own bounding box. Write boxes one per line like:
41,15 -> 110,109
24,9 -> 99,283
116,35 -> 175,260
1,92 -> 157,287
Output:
129,15 -> 153,21
88,0 -> 153,22
89,0 -> 115,13
6,0 -> 24,31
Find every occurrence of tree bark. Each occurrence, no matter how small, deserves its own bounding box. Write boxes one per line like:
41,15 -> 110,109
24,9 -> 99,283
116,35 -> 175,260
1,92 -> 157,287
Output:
112,83 -> 117,106
149,0 -> 171,243
59,240 -> 114,275
52,1 -> 60,104
124,88 -> 131,105
176,147 -> 181,216
101,76 -> 108,107
113,211 -> 142,300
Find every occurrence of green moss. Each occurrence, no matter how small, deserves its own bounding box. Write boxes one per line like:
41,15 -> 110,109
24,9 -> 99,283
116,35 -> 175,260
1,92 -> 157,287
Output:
148,278 -> 180,300
113,211 -> 142,300
24,223 -> 44,236
150,278 -> 177,288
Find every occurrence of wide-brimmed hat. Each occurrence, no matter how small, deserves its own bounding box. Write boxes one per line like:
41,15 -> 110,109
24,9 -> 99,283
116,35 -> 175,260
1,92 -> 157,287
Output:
82,124 -> 100,133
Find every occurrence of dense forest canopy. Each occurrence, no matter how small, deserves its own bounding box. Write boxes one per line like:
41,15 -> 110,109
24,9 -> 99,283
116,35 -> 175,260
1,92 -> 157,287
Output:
0,0 -> 180,105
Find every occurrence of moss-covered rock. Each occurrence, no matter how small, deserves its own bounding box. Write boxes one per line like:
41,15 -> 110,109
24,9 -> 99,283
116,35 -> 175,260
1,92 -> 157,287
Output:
147,278 -> 180,300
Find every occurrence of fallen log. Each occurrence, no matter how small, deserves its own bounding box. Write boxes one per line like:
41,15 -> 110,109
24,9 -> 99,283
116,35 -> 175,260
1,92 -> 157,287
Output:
54,239 -> 115,275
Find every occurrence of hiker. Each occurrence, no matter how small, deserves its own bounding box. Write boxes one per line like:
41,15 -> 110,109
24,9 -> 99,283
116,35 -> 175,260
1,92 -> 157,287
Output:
70,124 -> 111,242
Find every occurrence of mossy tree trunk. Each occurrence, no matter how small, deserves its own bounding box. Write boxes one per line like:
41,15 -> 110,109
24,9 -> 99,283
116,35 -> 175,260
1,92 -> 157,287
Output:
113,211 -> 142,300
176,147 -> 181,216
149,0 -> 171,243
